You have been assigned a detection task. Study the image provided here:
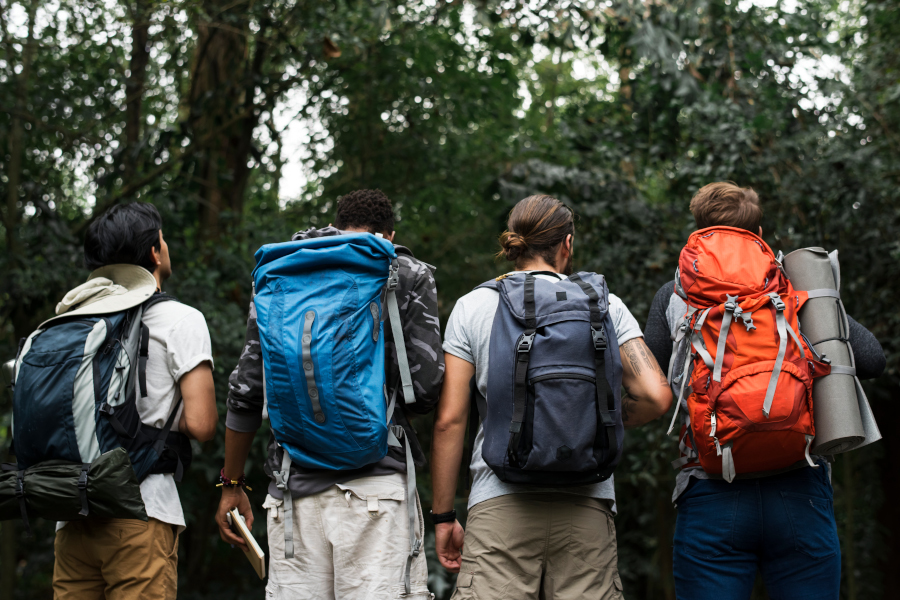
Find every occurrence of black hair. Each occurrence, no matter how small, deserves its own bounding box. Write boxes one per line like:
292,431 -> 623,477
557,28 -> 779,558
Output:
84,202 -> 162,272
334,189 -> 395,235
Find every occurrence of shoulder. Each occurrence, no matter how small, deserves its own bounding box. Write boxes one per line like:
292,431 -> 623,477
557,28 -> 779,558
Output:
396,253 -> 435,286
143,299 -> 209,335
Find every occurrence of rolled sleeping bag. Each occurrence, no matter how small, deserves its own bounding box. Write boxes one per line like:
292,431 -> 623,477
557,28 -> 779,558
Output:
782,248 -> 880,454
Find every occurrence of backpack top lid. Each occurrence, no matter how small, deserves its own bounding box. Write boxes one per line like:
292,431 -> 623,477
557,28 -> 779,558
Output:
253,232 -> 398,284
479,271 -> 609,328
677,226 -> 785,308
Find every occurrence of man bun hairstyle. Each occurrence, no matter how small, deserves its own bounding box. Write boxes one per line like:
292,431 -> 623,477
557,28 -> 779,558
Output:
499,194 -> 574,269
334,189 -> 395,235
84,202 -> 162,273
689,181 -> 762,233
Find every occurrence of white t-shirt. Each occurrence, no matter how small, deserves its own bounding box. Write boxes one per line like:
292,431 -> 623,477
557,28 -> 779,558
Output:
442,272 -> 643,511
59,300 -> 213,531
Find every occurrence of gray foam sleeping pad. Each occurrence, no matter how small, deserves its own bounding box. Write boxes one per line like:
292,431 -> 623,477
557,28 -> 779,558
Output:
782,247 -> 877,454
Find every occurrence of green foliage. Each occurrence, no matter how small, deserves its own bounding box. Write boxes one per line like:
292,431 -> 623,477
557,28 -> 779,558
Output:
2,1 -> 899,598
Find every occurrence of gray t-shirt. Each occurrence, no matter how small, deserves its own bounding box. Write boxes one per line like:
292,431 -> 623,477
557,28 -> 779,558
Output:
443,271 -> 644,511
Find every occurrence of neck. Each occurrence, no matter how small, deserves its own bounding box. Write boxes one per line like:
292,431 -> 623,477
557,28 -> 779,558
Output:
516,258 -> 559,273
152,270 -> 164,292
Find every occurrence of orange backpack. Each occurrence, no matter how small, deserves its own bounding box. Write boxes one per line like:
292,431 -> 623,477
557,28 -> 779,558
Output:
668,227 -> 831,481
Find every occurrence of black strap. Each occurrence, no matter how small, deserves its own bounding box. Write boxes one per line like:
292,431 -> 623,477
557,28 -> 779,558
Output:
15,470 -> 31,535
152,396 -> 185,482
100,402 -> 136,438
138,323 -> 150,398
137,292 -> 178,399
507,274 -> 537,468
568,274 -> 617,458
77,464 -> 90,517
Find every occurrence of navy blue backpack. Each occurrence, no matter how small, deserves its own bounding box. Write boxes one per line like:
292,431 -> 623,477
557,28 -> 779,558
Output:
1,294 -> 191,530
474,272 -> 625,486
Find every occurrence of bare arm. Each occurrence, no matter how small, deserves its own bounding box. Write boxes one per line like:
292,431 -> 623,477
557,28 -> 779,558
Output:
178,362 -> 217,442
431,353 -> 473,573
619,337 -> 673,428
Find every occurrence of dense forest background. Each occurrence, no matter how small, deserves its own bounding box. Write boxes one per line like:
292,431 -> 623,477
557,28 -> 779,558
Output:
1,0 -> 898,598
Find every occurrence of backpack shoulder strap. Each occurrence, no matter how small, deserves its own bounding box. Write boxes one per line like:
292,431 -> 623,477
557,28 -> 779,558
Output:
137,293 -> 180,399
386,259 -> 415,405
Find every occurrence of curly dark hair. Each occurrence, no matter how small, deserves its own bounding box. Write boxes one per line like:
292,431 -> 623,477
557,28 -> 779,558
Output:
334,189 -> 395,235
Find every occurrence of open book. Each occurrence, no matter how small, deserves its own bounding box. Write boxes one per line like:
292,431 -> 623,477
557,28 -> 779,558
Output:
227,508 -> 266,579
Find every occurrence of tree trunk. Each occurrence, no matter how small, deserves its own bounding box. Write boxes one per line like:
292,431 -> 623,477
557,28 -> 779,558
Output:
4,0 -> 37,257
186,2 -> 265,239
123,0 -> 152,182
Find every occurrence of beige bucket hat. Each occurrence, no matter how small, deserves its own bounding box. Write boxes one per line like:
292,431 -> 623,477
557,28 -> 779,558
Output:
41,264 -> 159,327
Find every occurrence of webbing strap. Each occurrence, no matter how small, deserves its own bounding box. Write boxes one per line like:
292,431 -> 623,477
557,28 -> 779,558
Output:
762,294 -> 788,418
151,396 -> 186,482
77,463 -> 90,517
828,365 -> 857,376
691,308 -> 715,369
666,349 -> 693,436
100,403 -> 136,439
138,323 -> 150,398
507,274 -> 536,467
713,296 -> 739,382
568,274 -> 616,457
15,470 -> 31,535
386,260 -> 416,406
387,414 -> 422,595
804,435 -> 818,468
786,321 -> 806,361
274,450 -> 294,559
806,288 -> 841,299
722,443 -> 736,483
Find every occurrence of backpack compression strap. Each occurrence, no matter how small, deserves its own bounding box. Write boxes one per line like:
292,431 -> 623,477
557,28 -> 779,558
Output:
385,388 -> 422,595
507,274 -> 537,468
568,274 -> 617,456
386,259 -> 416,406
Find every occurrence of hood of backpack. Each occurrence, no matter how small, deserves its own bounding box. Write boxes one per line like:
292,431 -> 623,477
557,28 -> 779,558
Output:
676,226 -> 785,308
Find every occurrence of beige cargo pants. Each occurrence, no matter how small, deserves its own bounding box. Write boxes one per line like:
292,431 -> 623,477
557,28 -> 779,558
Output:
452,493 -> 625,600
265,473 -> 433,600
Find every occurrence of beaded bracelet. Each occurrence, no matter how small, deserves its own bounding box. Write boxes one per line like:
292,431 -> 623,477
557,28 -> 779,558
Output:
216,468 -> 252,491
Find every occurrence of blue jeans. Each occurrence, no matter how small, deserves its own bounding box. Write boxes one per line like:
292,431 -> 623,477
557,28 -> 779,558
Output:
673,465 -> 840,600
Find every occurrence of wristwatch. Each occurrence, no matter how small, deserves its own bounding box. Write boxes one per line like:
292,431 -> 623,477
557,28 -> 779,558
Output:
430,509 -> 457,524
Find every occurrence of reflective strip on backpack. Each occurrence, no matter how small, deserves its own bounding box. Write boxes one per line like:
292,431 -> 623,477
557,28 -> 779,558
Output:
762,294 -> 788,419
301,310 -> 325,424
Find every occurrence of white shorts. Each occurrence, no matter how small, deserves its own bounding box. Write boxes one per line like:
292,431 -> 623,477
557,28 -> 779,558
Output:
264,473 -> 433,600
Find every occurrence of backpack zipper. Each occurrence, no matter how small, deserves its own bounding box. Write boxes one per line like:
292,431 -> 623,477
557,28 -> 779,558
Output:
528,373 -> 596,385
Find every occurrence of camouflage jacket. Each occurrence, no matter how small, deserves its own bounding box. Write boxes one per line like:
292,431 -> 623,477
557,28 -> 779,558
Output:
225,227 -> 445,499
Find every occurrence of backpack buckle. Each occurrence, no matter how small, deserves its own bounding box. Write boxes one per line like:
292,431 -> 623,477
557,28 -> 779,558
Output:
517,332 -> 536,354
724,301 -> 737,313
591,326 -> 607,351
387,261 -> 400,291
769,294 -> 786,311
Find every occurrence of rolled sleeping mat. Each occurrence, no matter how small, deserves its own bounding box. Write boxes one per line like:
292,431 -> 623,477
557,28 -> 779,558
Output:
782,247 -> 879,454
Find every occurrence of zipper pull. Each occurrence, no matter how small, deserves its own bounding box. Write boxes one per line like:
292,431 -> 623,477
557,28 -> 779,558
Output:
714,437 -> 722,456
710,412 -> 717,437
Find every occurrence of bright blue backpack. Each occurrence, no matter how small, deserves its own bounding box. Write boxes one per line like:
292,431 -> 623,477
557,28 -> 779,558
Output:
253,233 -> 422,584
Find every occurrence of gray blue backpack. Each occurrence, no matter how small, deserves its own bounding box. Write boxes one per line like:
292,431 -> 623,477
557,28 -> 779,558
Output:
474,272 -> 625,486
0,293 -> 191,531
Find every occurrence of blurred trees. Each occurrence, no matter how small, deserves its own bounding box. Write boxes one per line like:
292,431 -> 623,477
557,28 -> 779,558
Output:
1,1 -> 898,598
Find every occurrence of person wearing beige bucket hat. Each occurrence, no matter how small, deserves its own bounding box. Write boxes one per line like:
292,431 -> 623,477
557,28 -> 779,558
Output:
33,202 -> 220,600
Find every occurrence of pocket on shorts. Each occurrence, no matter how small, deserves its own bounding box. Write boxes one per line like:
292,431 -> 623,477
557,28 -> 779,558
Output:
453,572 -> 478,599
781,491 -> 839,559
333,478 -> 410,568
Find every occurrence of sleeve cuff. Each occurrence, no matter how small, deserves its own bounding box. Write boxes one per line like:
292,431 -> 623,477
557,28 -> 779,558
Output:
442,344 -> 475,365
225,408 -> 263,433
173,354 -> 214,382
